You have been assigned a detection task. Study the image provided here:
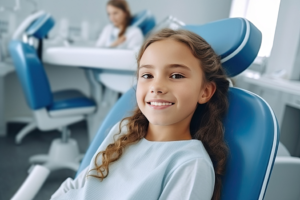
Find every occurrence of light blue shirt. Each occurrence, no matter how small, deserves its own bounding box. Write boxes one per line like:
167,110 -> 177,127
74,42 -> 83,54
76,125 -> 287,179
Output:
51,122 -> 215,200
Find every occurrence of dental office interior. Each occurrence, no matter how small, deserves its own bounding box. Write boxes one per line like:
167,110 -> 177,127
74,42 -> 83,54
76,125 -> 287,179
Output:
0,0 -> 299,199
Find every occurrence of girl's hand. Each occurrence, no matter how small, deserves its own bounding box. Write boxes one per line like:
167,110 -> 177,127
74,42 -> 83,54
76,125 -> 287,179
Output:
110,36 -> 126,47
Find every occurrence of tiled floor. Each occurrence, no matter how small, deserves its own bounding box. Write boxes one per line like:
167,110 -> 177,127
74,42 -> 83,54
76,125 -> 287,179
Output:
0,122 -> 89,200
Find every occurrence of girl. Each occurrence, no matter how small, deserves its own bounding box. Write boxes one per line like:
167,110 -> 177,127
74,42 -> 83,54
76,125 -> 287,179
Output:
51,28 -> 229,200
95,0 -> 144,53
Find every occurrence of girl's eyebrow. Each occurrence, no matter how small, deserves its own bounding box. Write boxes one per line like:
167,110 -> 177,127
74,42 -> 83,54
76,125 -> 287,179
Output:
139,64 -> 154,69
139,64 -> 191,71
168,64 -> 191,71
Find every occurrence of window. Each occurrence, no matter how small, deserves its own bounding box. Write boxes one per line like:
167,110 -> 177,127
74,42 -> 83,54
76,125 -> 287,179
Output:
230,0 -> 281,57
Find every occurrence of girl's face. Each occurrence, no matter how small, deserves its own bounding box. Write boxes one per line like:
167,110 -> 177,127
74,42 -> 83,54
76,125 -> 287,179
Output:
137,39 -> 216,126
107,5 -> 126,27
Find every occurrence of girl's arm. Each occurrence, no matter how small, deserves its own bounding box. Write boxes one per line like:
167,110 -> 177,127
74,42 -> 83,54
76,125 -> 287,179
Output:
159,158 -> 215,200
50,166 -> 89,199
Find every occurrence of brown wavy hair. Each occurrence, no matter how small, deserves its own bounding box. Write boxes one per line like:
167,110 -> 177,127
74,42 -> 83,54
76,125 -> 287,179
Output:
90,28 -> 229,200
107,0 -> 132,37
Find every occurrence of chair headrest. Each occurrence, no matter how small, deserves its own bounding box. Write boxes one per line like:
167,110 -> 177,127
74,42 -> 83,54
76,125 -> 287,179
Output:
184,18 -> 262,77
26,13 -> 55,39
130,10 -> 156,36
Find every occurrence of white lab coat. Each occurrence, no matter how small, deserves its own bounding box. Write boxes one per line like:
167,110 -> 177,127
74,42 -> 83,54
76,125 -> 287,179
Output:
95,24 -> 144,53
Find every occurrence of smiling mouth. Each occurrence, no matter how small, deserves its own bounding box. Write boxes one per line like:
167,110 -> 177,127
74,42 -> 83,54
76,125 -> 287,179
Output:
146,101 -> 175,106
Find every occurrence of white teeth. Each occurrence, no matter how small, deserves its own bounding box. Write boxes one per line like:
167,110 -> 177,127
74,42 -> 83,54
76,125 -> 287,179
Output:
150,102 -> 172,106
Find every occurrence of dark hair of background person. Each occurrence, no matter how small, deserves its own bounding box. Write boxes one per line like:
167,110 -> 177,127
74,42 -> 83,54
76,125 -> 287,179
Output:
107,0 -> 132,37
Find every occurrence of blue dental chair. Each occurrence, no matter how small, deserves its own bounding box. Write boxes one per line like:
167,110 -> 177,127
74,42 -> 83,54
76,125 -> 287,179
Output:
9,11 -> 96,145
77,18 -> 279,200
9,13 -> 96,171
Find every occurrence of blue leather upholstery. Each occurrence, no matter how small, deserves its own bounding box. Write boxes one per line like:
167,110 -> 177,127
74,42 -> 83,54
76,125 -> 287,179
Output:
184,18 -> 262,77
26,13 -> 55,39
9,40 -> 53,110
48,90 -> 95,111
130,10 -> 156,35
222,88 -> 278,200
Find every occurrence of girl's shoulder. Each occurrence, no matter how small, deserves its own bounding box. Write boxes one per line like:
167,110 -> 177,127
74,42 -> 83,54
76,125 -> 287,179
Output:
126,25 -> 143,36
102,23 -> 115,32
165,139 -> 213,167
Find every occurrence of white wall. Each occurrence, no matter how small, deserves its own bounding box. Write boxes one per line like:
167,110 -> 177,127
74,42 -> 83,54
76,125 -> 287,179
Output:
266,0 -> 300,80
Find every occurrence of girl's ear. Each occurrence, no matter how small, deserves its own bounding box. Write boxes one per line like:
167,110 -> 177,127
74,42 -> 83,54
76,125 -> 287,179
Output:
198,82 -> 216,104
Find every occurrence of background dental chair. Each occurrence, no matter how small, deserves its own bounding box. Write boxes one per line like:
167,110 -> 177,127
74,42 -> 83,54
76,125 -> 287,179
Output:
9,11 -> 92,144
8,11 -> 96,175
264,142 -> 300,200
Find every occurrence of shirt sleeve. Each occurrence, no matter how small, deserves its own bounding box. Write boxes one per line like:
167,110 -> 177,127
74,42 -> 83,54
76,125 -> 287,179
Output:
50,166 -> 89,199
125,27 -> 144,53
159,158 -> 215,200
95,24 -> 111,47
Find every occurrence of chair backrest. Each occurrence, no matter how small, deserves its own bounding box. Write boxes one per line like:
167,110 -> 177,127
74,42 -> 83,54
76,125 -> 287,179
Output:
8,40 -> 53,110
9,12 -> 55,110
130,10 -> 156,36
184,18 -> 261,77
77,18 -> 279,200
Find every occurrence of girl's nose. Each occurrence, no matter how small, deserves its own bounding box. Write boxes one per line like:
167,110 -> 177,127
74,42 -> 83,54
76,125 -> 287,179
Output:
150,85 -> 167,95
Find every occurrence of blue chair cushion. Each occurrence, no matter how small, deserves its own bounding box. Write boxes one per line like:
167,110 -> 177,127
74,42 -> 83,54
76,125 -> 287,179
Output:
47,90 -> 95,111
130,10 -> 156,36
184,18 -> 262,77
26,13 -> 55,39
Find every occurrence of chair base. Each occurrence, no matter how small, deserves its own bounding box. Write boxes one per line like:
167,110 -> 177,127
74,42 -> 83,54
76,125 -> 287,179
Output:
15,121 -> 36,144
29,138 -> 83,172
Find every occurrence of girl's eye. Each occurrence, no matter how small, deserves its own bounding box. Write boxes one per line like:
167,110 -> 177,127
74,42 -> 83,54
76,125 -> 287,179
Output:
142,74 -> 153,79
170,74 -> 185,79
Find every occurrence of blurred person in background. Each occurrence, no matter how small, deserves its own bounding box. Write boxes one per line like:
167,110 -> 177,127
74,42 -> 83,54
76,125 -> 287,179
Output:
95,0 -> 144,52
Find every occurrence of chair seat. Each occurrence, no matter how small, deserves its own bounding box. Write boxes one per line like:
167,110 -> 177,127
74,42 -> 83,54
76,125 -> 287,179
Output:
47,90 -> 96,117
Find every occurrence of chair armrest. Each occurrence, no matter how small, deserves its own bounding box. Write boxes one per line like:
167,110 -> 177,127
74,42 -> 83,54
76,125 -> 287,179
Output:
11,165 -> 50,200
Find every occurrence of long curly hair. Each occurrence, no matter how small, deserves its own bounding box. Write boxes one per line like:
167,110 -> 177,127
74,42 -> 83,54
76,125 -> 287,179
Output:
107,0 -> 132,37
90,28 -> 229,200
